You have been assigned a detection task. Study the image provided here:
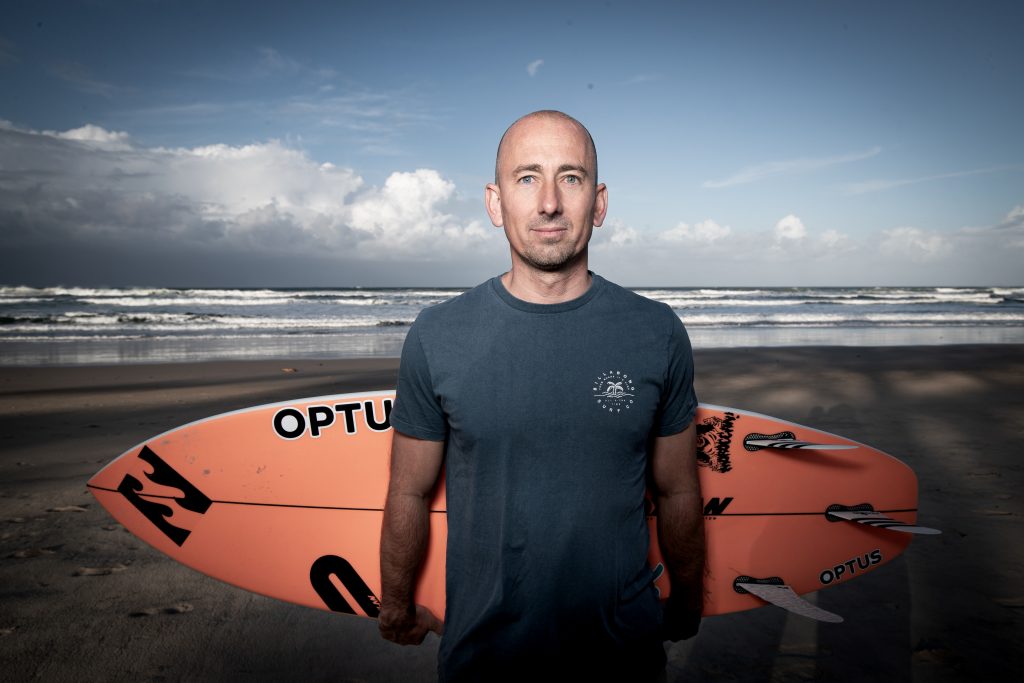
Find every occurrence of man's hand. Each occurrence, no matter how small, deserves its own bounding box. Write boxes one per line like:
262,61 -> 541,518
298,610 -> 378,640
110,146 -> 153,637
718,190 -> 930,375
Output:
379,603 -> 444,645
661,591 -> 701,642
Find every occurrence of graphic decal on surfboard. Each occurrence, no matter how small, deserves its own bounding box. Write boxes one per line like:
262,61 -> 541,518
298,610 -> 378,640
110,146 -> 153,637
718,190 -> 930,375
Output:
310,555 -> 382,617
817,549 -> 884,587
696,412 -> 737,472
115,445 -> 212,547
88,394 -> 941,625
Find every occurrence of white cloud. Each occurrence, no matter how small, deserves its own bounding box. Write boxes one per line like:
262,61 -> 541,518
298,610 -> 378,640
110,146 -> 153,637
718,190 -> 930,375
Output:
621,74 -> 660,85
54,123 -> 134,150
591,218 -> 639,248
1005,204 -> 1024,223
1001,205 -> 1024,247
703,147 -> 881,189
981,205 -> 1024,254
349,169 -> 488,258
843,166 -> 1013,195
257,47 -> 302,74
774,214 -> 807,241
661,219 -> 731,243
0,122 -> 490,260
991,204 -> 1024,242
880,227 -> 952,262
526,59 -> 544,77
277,88 -> 438,155
608,225 -> 638,246
820,229 -> 852,251
959,203 -> 1024,248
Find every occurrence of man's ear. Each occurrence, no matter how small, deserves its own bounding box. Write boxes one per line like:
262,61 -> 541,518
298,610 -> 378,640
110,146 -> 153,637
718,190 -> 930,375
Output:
592,183 -> 608,227
485,183 -> 503,228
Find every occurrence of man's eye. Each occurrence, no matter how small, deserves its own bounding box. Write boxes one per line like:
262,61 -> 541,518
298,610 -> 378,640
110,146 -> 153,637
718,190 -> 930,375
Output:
564,175 -> 580,185
518,176 -> 534,184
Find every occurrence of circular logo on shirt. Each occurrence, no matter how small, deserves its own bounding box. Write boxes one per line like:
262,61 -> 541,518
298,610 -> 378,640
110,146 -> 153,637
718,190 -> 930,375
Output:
592,370 -> 635,413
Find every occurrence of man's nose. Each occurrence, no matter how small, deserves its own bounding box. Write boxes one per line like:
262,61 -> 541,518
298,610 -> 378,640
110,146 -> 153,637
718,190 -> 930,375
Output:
539,181 -> 561,215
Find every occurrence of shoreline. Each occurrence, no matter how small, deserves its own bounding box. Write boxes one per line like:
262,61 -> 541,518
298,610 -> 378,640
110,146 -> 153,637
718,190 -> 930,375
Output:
3,325 -> 1023,367
1,345 -> 1022,681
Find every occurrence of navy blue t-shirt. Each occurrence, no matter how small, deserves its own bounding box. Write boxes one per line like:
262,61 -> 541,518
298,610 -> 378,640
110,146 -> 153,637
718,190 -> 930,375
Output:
391,274 -> 697,681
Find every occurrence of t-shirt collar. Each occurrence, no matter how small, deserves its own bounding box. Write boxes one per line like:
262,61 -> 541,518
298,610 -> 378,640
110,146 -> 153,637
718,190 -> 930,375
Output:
490,272 -> 605,313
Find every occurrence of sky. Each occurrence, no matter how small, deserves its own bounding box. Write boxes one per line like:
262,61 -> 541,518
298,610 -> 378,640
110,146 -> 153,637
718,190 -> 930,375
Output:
1,0 -> 1021,287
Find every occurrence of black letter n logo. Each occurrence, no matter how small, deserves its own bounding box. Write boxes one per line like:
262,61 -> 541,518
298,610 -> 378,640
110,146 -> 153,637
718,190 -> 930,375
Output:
117,445 -> 212,547
703,497 -> 734,516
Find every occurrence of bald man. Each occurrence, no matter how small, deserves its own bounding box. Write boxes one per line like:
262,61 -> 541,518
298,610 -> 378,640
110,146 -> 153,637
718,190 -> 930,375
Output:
379,111 -> 704,681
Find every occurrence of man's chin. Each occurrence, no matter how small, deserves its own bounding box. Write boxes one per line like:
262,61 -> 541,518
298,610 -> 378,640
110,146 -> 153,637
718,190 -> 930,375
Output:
522,252 -> 577,272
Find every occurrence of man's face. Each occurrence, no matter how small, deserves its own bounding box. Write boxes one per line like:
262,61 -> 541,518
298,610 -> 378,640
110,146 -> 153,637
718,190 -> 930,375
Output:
486,116 -> 607,272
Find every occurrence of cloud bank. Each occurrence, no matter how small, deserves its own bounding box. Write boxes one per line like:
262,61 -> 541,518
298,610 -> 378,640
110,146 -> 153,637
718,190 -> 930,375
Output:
0,121 -> 489,265
0,122 -> 1018,286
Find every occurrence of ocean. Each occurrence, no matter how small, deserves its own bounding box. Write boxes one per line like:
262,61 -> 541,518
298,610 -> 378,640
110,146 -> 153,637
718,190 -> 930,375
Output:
1,285 -> 1022,365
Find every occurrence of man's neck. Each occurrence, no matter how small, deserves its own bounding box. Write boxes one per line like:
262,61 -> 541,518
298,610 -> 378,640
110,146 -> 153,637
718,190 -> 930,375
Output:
501,259 -> 592,304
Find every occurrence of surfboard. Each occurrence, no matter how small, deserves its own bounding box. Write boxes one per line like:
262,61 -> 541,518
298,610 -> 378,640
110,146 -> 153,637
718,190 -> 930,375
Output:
87,392 -> 936,624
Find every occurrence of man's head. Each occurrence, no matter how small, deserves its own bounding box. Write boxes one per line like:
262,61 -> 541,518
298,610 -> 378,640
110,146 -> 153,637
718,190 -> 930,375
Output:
486,110 -> 607,273
494,110 -> 598,186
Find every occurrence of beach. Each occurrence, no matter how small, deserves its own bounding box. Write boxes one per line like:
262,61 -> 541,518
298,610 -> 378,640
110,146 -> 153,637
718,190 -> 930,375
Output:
1,346 -> 1022,682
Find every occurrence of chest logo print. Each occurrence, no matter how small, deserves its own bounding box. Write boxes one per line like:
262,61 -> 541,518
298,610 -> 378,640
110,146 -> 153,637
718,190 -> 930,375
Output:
593,370 -> 635,413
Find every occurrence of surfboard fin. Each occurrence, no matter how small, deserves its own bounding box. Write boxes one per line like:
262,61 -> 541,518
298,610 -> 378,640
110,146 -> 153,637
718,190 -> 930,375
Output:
734,576 -> 844,623
743,431 -> 857,451
825,505 -> 941,535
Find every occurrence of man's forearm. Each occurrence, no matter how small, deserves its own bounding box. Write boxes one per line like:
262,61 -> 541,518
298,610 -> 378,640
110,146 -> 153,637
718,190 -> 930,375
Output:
380,490 -> 431,612
378,432 -> 444,644
656,488 -> 706,617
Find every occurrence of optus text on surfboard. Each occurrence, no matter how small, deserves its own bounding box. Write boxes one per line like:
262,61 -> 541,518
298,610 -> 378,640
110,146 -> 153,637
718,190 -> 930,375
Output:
272,399 -> 394,440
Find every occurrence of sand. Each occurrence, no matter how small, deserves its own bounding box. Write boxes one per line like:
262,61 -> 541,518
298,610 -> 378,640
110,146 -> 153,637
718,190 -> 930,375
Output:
1,346 -> 1021,682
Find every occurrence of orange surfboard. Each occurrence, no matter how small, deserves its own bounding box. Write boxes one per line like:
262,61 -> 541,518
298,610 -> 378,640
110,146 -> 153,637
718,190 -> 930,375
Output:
87,392 -> 935,624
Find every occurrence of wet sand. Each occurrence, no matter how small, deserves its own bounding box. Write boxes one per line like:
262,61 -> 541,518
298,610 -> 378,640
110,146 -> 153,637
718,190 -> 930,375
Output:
1,346 -> 1022,682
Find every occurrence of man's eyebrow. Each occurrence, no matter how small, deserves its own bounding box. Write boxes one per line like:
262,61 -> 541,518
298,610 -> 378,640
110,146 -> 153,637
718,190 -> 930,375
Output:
511,163 -> 589,177
512,164 -> 543,175
557,164 -> 589,177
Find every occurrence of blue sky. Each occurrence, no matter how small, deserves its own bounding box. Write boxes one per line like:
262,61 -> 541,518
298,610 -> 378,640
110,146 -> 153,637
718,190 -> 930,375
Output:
1,0 -> 1021,286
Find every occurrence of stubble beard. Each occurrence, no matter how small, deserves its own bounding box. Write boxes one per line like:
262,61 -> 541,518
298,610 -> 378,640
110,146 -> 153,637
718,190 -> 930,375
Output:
516,218 -> 589,272
520,242 -> 581,271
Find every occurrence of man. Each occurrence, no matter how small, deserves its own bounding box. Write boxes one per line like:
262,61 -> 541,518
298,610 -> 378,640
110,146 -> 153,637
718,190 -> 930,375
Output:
379,110 -> 704,681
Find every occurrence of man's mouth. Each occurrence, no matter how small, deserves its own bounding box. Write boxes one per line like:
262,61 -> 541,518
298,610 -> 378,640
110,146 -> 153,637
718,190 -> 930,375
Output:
531,225 -> 569,237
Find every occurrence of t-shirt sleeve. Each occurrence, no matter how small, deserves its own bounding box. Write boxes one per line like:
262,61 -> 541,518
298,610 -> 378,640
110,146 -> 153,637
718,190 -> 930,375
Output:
656,310 -> 698,436
391,319 -> 448,441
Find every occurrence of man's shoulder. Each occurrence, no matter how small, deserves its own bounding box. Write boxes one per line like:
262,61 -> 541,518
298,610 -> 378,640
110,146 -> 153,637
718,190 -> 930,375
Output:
596,275 -> 676,320
414,278 -> 496,327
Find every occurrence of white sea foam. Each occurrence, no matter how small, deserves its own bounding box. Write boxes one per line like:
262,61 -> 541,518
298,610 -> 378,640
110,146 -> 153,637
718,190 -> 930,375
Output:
1,313 -> 408,334
679,310 -> 1024,326
644,289 -> 1003,308
77,296 -> 299,307
2,285 -> 1021,361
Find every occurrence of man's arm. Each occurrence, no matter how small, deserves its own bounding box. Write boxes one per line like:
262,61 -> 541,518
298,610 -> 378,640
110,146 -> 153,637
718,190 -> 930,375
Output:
650,422 -> 706,640
379,431 -> 445,645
